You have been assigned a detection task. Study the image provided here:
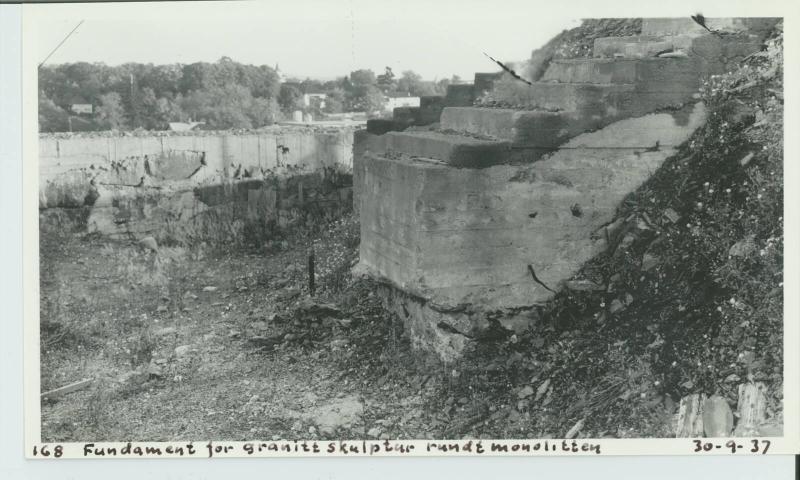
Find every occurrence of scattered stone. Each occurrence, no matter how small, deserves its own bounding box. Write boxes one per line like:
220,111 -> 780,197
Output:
276,288 -> 300,302
174,345 -> 192,357
248,334 -> 283,350
147,361 -> 164,379
307,396 -> 363,432
251,321 -> 269,331
337,318 -> 353,328
663,208 -> 680,223
367,427 -> 382,438
564,419 -> 584,439
564,279 -> 605,291
156,305 -> 168,313
294,298 -> 343,319
535,379 -> 551,402
702,395 -> 734,437
330,339 -> 349,350
641,253 -> 660,271
138,236 -> 158,252
202,286 -> 218,292
729,235 -> 756,257
724,374 -> 741,383
517,386 -> 534,399
308,425 -> 317,435
228,330 -> 242,338
379,432 -> 391,440
609,299 -> 625,314
739,152 -> 755,166
619,233 -> 636,250
154,327 -> 176,337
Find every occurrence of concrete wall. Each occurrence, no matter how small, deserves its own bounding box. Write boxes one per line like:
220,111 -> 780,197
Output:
39,127 -> 355,242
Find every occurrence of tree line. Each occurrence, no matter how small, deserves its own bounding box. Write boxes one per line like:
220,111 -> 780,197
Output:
38,58 -> 459,132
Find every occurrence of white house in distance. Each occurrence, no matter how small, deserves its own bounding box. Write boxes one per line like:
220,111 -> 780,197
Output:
168,121 -> 205,132
70,103 -> 93,114
384,92 -> 420,113
303,93 -> 327,109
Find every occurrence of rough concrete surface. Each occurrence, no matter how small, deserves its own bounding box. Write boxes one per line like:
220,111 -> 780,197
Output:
356,103 -> 706,360
39,127 -> 355,241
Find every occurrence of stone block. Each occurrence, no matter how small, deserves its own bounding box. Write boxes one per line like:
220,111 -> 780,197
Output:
366,118 -> 402,135
356,102 -> 706,359
593,35 -> 675,59
492,80 -> 697,118
373,131 -> 516,168
474,72 -> 504,95
445,84 -> 476,107
542,57 -> 702,93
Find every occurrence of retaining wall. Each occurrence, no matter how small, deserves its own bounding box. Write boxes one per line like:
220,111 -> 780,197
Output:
39,127 -> 356,244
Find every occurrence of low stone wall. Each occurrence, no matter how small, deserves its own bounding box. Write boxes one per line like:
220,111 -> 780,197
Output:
39,127 -> 355,244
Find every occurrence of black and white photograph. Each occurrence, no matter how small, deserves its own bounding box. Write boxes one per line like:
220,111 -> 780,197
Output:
21,0 -> 796,455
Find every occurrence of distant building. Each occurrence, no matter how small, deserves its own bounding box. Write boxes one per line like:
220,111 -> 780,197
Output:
384,93 -> 420,112
303,93 -> 327,109
71,104 -> 93,115
168,121 -> 204,132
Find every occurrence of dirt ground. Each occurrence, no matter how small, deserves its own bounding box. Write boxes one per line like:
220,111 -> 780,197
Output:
40,215 -> 451,442
38,207 -> 781,442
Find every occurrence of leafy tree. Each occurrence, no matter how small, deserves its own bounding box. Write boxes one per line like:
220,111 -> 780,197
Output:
278,84 -> 304,114
323,88 -> 345,114
377,67 -> 396,93
248,97 -> 281,127
95,92 -> 127,130
396,70 -> 438,96
349,69 -> 377,88
346,84 -> 385,114
38,94 -> 69,132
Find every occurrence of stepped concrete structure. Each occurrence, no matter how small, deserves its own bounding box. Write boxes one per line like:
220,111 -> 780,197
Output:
353,17 -> 778,361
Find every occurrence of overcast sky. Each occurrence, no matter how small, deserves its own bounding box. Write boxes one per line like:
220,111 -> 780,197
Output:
29,0 -> 779,81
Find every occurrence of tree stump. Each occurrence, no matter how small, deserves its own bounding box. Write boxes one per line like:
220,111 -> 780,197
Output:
734,382 -> 767,436
674,393 -> 705,437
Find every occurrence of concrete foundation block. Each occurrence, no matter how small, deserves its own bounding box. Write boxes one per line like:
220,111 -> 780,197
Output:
474,72 -> 504,95
593,35 -> 676,59
542,57 -> 702,93
355,102 -> 707,360
369,130 -> 516,168
445,84 -> 476,107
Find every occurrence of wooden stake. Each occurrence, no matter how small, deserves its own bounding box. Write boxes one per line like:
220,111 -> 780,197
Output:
41,378 -> 93,400
308,250 -> 315,296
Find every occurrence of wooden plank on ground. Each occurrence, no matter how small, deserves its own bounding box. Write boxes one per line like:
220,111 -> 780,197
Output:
41,378 -> 93,400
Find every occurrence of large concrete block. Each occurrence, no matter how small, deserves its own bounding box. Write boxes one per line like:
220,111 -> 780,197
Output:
542,57 -> 702,93
368,130 -> 516,168
356,102 -> 707,359
593,33 -> 764,75
474,72 -> 504,96
445,84 -> 476,107
593,35 -> 675,59
491,80 -> 696,118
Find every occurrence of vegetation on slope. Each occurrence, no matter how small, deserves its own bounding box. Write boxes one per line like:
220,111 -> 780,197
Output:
442,21 -> 784,438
